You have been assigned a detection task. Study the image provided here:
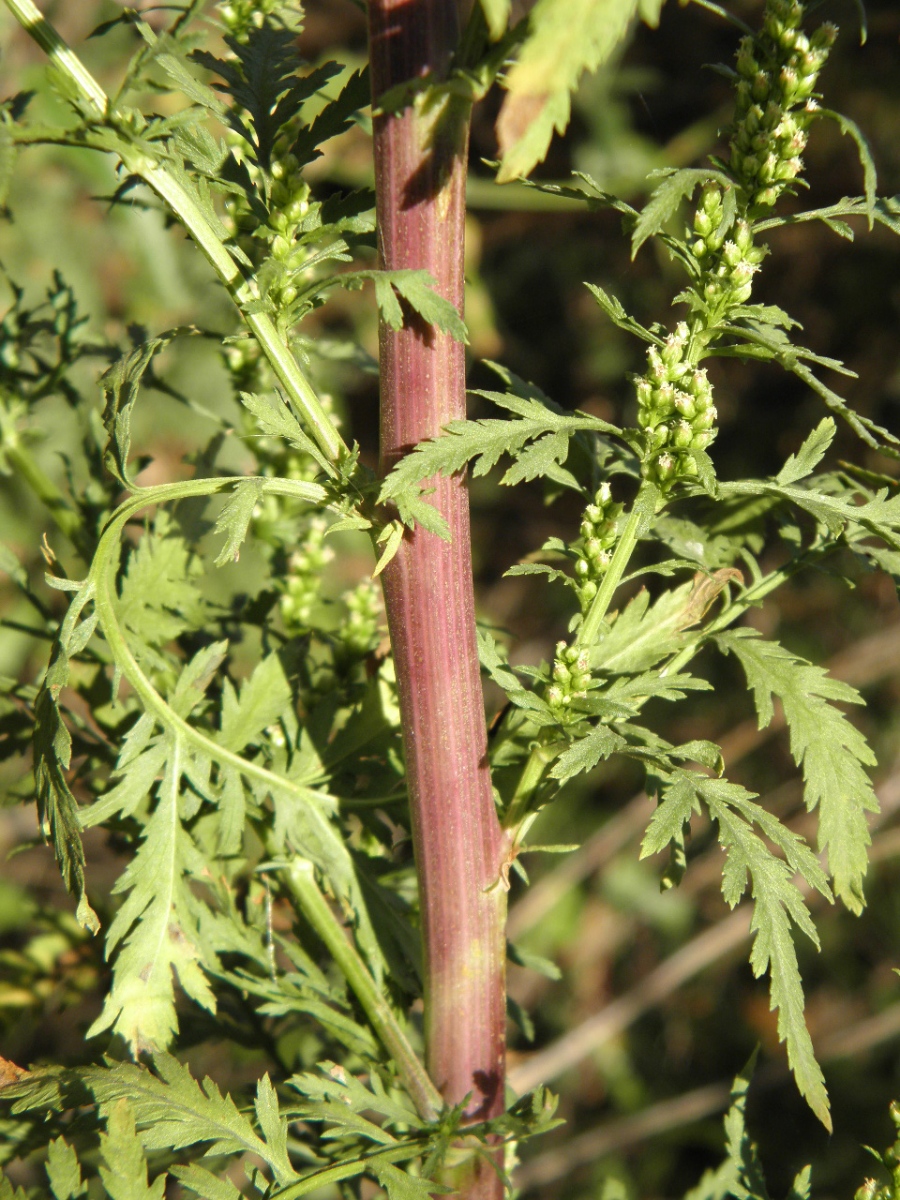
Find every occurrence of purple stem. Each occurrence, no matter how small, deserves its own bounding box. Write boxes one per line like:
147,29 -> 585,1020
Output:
368,1 -> 508,1192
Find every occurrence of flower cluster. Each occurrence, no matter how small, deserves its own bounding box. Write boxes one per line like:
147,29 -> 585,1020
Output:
336,578 -> 383,662
280,517 -> 334,632
691,188 -> 767,321
547,641 -> 592,714
635,322 -> 717,488
573,482 -> 622,612
854,1100 -> 900,1200
224,151 -> 313,321
217,0 -> 295,41
730,0 -> 836,210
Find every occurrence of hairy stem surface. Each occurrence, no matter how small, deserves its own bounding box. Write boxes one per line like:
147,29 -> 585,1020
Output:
368,1 -> 507,1191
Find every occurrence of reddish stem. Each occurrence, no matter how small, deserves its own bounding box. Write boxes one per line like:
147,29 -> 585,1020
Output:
368,1 -> 507,1192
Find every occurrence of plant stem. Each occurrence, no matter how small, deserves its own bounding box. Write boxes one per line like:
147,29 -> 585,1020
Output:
3,0 -> 347,469
3,0 -> 108,113
368,0 -> 507,1193
1,440 -> 86,552
576,480 -> 658,650
285,859 -> 443,1123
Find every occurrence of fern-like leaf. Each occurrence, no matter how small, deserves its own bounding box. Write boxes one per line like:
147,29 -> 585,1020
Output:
642,773 -> 832,1129
379,373 -> 617,527
716,629 -> 878,914
98,1100 -> 167,1200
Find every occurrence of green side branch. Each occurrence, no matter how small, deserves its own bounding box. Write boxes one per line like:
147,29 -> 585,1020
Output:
285,860 -> 443,1124
3,0 -> 348,470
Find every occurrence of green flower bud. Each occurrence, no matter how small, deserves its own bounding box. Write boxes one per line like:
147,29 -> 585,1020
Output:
722,240 -> 743,269
672,420 -> 695,449
661,334 -> 683,367
552,659 -> 572,683
810,22 -> 837,51
755,185 -> 780,207
635,377 -> 654,406
855,1183 -> 881,1200
751,71 -> 770,103
655,453 -> 677,482
657,381 -> 676,409
775,156 -> 802,181
739,152 -> 760,179
689,368 -> 710,398
736,38 -> 758,78
674,391 -> 695,419
692,404 -> 717,431
647,347 -> 666,381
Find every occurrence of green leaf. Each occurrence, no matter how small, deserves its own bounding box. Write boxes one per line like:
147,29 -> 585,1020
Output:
45,1138 -> 87,1200
602,669 -> 711,707
240,390 -> 330,468
549,723 -> 626,783
631,168 -> 732,258
369,270 -> 467,342
32,582 -> 100,934
479,0 -> 511,40
169,1165 -> 242,1200
84,1055 -> 295,1185
720,477 -> 900,546
193,31 -> 340,170
213,480 -> 263,565
291,66 -> 370,167
116,521 -> 208,665
378,373 -> 617,527
0,1176 -> 29,1200
775,419 -> 835,486
372,1162 -> 445,1200
373,519 -> 407,574
637,0 -> 666,24
590,582 -> 694,674
288,1061 -> 421,1130
716,629 -> 878,914
86,736 -> 218,1053
643,773 -> 832,1129
98,1100 -> 167,1200
820,108 -> 877,228
703,780 -> 831,1130
496,0 -> 643,183
101,330 -> 196,487
158,52 -> 227,119
585,282 -> 662,343
476,627 -> 553,721
219,652 -> 291,753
